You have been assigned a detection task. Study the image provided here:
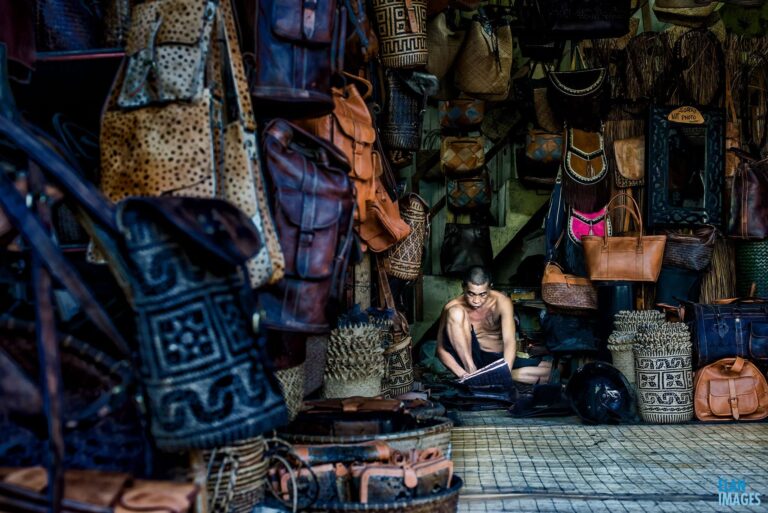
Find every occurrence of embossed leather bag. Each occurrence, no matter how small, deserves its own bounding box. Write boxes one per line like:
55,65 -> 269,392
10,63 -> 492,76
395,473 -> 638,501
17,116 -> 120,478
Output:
439,99 -> 485,129
447,172 -> 492,212
613,135 -> 645,188
541,262 -> 598,312
260,119 -> 357,333
581,194 -> 667,282
454,15 -> 513,100
727,149 -> 768,240
662,226 -> 717,271
247,0 -> 345,116
426,11 -> 465,80
694,356 -> 768,421
372,0 -> 428,69
684,298 -> 768,368
561,127 -> 610,212
547,67 -> 610,131
441,136 -> 485,176
295,74 -> 377,225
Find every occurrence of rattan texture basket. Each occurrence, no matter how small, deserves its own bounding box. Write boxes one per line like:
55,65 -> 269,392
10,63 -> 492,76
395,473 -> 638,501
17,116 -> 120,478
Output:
275,363 -> 306,421
607,332 -> 636,386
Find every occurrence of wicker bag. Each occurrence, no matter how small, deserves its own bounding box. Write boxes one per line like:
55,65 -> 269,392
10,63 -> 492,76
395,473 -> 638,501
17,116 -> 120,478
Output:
426,11 -> 465,80
454,16 -> 513,100
607,332 -> 636,385
541,262 -> 598,312
384,194 -> 430,281
662,226 -> 717,272
372,0 -> 428,69
613,310 -> 665,333
323,322 -> 385,399
633,323 -> 694,424
204,437 -> 268,513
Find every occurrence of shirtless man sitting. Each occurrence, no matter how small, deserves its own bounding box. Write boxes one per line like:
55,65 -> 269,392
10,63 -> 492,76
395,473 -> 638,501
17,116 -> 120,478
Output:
436,266 -> 552,383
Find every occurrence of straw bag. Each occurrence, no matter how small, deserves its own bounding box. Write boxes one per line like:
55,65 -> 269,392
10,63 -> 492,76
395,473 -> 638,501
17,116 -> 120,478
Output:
662,226 -> 717,271
582,194 -> 667,282
372,0 -> 428,69
454,15 -> 513,100
426,11 -> 465,80
541,262 -> 598,312
384,194 -> 430,281
694,356 -> 768,422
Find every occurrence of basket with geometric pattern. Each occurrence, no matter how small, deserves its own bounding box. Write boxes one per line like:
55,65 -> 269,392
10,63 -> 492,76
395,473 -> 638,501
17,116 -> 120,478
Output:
382,335 -> 414,398
384,194 -> 430,281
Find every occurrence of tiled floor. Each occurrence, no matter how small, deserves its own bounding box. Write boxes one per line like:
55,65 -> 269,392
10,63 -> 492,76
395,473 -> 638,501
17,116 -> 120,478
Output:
450,412 -> 768,513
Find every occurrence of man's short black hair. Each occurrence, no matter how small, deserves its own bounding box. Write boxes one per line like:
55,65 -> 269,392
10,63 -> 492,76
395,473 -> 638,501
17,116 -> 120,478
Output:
462,266 -> 492,287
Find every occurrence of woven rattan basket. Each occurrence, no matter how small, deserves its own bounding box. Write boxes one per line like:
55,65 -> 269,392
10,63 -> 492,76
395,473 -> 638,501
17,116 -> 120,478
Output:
372,0 -> 428,69
384,194 -> 429,281
323,376 -> 383,399
613,310 -> 665,333
633,323 -> 694,424
382,335 -> 414,398
308,476 -> 462,513
203,437 -> 267,513
275,363 -> 305,421
607,332 -> 636,386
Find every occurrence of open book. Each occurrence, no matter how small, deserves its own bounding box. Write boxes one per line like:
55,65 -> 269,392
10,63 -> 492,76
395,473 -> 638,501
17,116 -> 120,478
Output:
457,358 -> 513,388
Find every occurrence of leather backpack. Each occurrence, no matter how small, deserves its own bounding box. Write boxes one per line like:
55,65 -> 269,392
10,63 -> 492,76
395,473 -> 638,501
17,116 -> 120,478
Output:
727,149 -> 768,240
296,74 -> 377,225
259,119 -> 357,333
245,0 -> 346,117
694,356 -> 768,421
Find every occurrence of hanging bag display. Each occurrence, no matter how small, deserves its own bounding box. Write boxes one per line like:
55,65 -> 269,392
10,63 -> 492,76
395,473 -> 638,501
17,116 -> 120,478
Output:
372,0 -> 428,69
454,13 -> 514,100
694,356 -> 768,422
561,127 -> 610,212
582,194 -> 667,282
727,149 -> 768,240
547,46 -> 610,131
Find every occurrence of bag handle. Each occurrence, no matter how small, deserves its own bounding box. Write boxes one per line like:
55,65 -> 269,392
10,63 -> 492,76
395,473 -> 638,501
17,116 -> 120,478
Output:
726,356 -> 746,375
603,192 -> 644,244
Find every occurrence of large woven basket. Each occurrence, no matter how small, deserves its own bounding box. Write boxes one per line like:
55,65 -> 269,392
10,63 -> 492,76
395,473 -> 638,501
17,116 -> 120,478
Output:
382,335 -> 414,398
371,0 -> 428,69
736,239 -> 768,297
203,437 -> 268,513
308,476 -> 462,513
323,376 -> 382,399
275,363 -> 306,421
613,310 -> 665,333
384,194 -> 429,281
607,332 -> 636,386
279,413 -> 453,455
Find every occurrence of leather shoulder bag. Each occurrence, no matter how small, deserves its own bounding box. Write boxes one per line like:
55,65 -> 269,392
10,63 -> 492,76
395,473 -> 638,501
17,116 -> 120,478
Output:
582,193 -> 667,282
547,65 -> 610,131
561,127 -> 610,212
541,262 -> 598,312
447,171 -> 492,213
454,14 -> 513,101
613,135 -> 645,188
727,149 -> 768,240
662,225 -> 717,272
694,356 -> 768,421
441,135 -> 485,177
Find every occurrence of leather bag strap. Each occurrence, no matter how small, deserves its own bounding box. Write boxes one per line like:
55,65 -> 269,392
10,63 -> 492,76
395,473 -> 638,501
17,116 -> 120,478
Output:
728,377 -> 740,420
729,356 -> 746,374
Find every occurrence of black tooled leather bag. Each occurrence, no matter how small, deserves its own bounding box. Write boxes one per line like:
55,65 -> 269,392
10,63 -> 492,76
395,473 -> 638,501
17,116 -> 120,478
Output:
440,223 -> 493,278
245,0 -> 346,117
548,67 -> 610,131
260,119 -> 357,333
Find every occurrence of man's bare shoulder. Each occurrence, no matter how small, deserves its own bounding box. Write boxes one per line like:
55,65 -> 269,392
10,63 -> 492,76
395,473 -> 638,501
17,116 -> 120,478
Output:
490,290 -> 512,310
443,297 -> 466,312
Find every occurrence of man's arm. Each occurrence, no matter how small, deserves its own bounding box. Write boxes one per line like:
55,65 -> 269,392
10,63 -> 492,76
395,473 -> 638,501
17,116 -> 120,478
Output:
498,296 -> 517,370
436,307 -> 470,378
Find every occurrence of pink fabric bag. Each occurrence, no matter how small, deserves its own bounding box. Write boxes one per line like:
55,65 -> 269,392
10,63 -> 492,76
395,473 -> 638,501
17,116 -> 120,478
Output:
568,206 -> 611,243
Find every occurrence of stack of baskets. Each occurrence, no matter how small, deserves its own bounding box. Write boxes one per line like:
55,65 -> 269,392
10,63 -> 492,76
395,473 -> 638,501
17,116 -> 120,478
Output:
633,322 -> 694,424
323,322 -> 385,398
608,310 -> 665,386
204,437 -> 268,513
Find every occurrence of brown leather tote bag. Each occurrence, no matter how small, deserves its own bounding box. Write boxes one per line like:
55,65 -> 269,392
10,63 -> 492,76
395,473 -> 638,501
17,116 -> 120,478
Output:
694,356 -> 768,421
582,193 -> 666,282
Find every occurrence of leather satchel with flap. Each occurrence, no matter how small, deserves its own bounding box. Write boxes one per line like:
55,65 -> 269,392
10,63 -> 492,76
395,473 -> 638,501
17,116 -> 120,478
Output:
441,136 -> 485,176
581,194 -> 666,282
694,356 -> 768,421
613,135 -> 645,188
562,127 -> 610,212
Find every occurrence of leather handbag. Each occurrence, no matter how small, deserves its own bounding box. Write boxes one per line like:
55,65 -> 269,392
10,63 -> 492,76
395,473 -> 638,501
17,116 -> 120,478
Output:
439,99 -> 485,129
372,0 -> 428,69
447,171 -> 492,213
662,226 -> 717,271
727,149 -> 768,240
246,0 -> 345,116
295,74 -> 377,225
441,136 -> 485,176
613,136 -> 645,188
538,0 -> 632,39
358,152 -> 412,253
561,127 -> 610,212
516,129 -> 561,188
541,262 -> 598,312
568,206 -> 610,244
440,223 -> 493,278
685,298 -> 768,368
582,194 -> 667,282
384,193 -> 430,281
454,15 -> 514,100
547,67 -> 610,131
694,356 -> 768,421
426,11 -> 465,80
260,119 -> 357,333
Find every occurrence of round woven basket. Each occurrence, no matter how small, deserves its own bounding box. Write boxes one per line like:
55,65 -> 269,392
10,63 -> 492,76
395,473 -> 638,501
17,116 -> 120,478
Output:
308,475 -> 462,513
634,348 -> 694,423
371,0 -> 428,69
280,414 -> 453,455
613,310 -> 665,333
384,195 -> 429,282
323,376 -> 382,399
275,363 -> 306,421
382,335 -> 414,398
203,437 -> 267,513
607,332 -> 636,386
